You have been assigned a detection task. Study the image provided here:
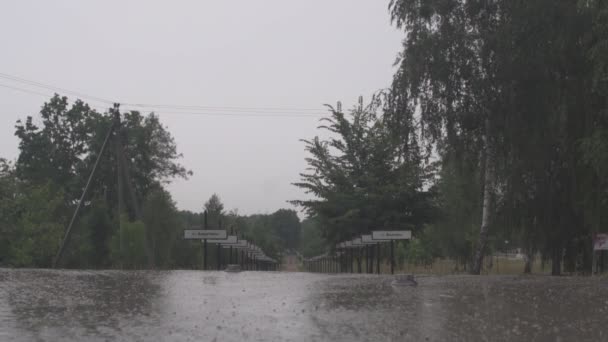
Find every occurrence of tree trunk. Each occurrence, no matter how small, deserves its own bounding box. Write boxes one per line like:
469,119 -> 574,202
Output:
471,118 -> 494,275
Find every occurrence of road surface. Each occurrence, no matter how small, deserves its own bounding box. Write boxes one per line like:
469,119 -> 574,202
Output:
1,269 -> 607,341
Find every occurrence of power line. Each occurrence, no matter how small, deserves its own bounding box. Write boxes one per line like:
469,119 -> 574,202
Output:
122,102 -> 323,112
0,72 -> 115,105
0,83 -> 324,118
0,71 -> 328,118
0,83 -> 56,98
120,104 -> 323,117
120,107 -> 323,118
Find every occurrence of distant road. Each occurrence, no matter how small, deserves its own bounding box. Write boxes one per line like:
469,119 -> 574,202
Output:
281,254 -> 299,272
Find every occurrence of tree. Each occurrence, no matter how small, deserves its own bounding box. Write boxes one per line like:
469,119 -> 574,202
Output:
389,0 -> 608,275
6,183 -> 66,267
0,159 -> 17,264
293,97 -> 436,247
110,218 -> 148,269
14,95 -> 191,202
142,187 -> 180,268
204,193 -> 225,228
270,209 -> 301,250
299,217 -> 326,258
11,95 -> 191,268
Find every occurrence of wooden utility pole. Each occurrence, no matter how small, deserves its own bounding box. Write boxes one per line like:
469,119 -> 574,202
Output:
53,105 -> 118,268
115,108 -> 153,269
53,103 -> 154,269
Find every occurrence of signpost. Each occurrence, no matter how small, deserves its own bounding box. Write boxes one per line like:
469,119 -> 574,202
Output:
351,238 -> 363,246
203,211 -> 208,270
376,243 -> 380,274
184,229 -> 227,240
594,234 -> 608,250
372,230 -> 412,274
207,235 -> 237,244
362,235 -> 385,244
593,233 -> 608,274
372,230 -> 411,240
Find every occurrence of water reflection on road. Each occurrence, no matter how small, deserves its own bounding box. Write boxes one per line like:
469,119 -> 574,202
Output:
1,269 -> 607,341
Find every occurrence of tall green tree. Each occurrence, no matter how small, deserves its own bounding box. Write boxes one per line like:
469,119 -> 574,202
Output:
11,95 -> 191,268
293,97 -> 436,247
14,95 -> 191,202
142,187 -> 180,268
389,0 -> 608,274
204,193 -> 225,228
269,209 -> 301,250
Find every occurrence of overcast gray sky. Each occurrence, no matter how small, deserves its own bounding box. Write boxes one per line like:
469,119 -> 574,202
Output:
0,1 -> 403,215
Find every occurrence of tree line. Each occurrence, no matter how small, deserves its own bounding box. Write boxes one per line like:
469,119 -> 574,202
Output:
0,95 -> 301,268
293,0 -> 608,275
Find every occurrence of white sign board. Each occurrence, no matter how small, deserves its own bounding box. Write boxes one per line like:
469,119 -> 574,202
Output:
362,235 -> 387,244
594,234 -> 608,250
229,240 -> 247,248
207,235 -> 237,244
372,230 -> 411,240
184,230 -> 227,240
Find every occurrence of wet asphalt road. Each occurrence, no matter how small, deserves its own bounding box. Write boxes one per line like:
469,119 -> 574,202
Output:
1,269 -> 607,341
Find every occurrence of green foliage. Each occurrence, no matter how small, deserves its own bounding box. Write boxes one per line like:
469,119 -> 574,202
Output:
142,187 -> 180,268
110,217 -> 148,269
293,98 -> 436,246
389,0 -> 608,274
0,159 -> 18,264
268,209 -> 301,250
14,94 -> 190,212
204,193 -> 225,228
4,183 -> 66,267
5,95 -> 191,269
299,217 -> 326,258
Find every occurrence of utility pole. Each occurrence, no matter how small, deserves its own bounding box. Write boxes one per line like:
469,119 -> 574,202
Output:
377,244 -> 381,274
390,240 -> 395,275
229,226 -> 234,264
116,110 -> 152,269
53,103 -> 152,269
365,245 -> 369,273
53,105 -> 118,268
369,245 -> 374,274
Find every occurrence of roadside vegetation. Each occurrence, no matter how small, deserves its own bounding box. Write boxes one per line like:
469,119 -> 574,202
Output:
2,1 -> 608,274
293,0 -> 608,275
0,98 -> 299,269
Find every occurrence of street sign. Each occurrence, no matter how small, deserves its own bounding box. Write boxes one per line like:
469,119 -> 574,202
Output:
362,235 -> 387,244
372,230 -> 411,240
207,235 -> 237,244
184,230 -> 227,240
233,240 -> 248,248
594,233 -> 608,250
